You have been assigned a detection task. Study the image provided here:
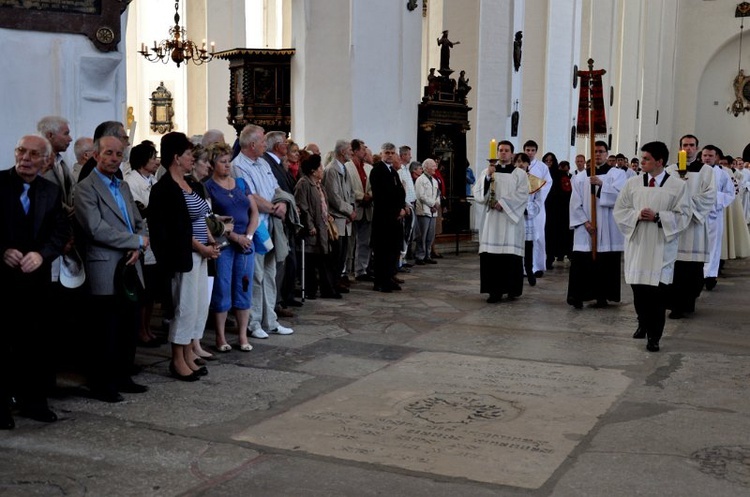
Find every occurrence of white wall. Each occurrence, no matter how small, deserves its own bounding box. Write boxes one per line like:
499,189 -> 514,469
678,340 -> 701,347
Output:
291,0 -> 422,153
0,25 -> 126,169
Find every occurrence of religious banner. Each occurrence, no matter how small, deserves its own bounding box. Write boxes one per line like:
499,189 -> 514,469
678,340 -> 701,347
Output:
576,68 -> 607,136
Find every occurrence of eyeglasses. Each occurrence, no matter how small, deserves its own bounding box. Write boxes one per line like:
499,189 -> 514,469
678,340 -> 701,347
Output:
15,147 -> 45,159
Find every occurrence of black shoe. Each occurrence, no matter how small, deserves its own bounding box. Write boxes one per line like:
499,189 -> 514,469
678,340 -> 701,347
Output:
90,389 -> 125,403
527,274 -> 536,286
336,285 -> 350,294
424,258 -> 438,265
704,277 -> 717,291
169,363 -> 200,382
486,294 -> 502,303
431,252 -> 444,259
633,327 -> 647,339
117,380 -> 149,394
392,276 -> 405,284
567,298 -> 583,309
592,300 -> 609,308
668,310 -> 684,320
320,292 -> 343,299
137,339 -> 163,348
0,409 -> 14,430
397,266 -> 411,273
355,274 -> 374,282
533,271 -> 544,278
415,259 -> 426,266
373,285 -> 392,293
391,283 -> 402,291
305,293 -> 317,300
402,262 -> 414,268
193,366 -> 208,376
646,340 -> 660,352
285,299 -> 303,307
20,406 -> 58,423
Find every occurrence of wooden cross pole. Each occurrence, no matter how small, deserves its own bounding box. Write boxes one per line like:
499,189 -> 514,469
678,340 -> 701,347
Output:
576,58 -> 607,260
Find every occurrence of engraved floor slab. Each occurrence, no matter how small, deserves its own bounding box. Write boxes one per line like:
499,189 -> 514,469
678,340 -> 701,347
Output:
234,351 -> 631,488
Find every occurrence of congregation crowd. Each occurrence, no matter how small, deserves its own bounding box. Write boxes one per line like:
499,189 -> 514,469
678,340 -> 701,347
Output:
0,117 -> 450,429
3,114 -> 750,431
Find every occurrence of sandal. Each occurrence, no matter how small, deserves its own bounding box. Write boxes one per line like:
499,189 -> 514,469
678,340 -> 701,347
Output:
239,343 -> 253,352
216,344 -> 232,353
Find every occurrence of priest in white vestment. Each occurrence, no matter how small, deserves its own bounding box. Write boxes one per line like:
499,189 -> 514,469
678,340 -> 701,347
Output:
473,141 -> 528,303
664,158 -> 715,319
567,141 -> 626,309
614,142 -> 691,352
701,146 -> 735,290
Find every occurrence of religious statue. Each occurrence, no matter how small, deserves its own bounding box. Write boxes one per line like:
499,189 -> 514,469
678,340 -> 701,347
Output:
426,68 -> 439,100
729,68 -> 750,116
456,70 -> 472,103
513,31 -> 523,72
437,30 -> 460,72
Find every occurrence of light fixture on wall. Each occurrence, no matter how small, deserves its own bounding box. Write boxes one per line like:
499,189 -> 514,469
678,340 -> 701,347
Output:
729,2 -> 750,116
138,0 -> 215,68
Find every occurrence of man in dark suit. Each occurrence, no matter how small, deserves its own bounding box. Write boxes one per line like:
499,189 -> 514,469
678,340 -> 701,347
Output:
369,142 -> 406,292
262,130 -> 301,312
74,136 -> 149,403
0,135 -> 69,428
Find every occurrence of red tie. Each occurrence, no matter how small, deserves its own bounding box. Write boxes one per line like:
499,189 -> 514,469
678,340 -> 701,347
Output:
649,177 -> 655,187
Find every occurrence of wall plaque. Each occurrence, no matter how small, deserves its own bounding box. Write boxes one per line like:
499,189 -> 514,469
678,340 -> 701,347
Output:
0,0 -> 131,52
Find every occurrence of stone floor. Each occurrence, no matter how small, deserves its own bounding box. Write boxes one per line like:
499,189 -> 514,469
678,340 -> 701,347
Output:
2,250 -> 749,497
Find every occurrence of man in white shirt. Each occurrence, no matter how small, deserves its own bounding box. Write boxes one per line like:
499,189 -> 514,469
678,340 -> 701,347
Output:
614,141 -> 690,352
232,124 -> 294,339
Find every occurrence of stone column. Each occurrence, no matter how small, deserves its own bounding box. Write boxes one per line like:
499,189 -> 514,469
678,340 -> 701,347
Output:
291,0 -> 422,152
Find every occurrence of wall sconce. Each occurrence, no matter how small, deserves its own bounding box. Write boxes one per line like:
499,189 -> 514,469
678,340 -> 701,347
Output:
149,82 -> 174,134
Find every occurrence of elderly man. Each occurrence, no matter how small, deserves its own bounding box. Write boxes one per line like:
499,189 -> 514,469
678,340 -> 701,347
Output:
232,124 -> 294,339
323,139 -> 356,291
0,135 -> 69,428
72,137 -> 95,182
414,158 -> 441,265
345,139 -> 374,281
262,130 -> 300,313
77,121 -> 130,182
369,142 -> 406,292
75,135 -> 149,403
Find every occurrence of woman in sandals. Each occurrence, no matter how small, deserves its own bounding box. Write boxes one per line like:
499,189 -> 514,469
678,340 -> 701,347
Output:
204,142 -> 259,352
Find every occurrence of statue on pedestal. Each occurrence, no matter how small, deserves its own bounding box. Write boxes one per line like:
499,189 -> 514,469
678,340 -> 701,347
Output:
437,30 -> 460,72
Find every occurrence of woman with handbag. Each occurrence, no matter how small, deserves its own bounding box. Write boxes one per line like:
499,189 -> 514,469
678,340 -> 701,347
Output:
204,143 -> 259,352
294,153 -> 341,299
149,133 -> 220,381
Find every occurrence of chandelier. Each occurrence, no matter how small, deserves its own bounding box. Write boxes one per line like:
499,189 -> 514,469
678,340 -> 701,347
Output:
138,1 -> 215,67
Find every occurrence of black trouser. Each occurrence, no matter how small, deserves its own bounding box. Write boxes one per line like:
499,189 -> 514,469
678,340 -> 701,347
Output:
631,283 -> 668,342
669,260 -> 703,314
86,295 -> 139,394
524,240 -> 534,277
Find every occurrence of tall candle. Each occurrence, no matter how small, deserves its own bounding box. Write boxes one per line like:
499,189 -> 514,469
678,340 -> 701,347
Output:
678,150 -> 687,171
489,139 -> 497,160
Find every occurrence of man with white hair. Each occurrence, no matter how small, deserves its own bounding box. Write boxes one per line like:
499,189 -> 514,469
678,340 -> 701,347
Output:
72,137 -> 95,182
201,129 -> 225,148
323,139 -> 356,291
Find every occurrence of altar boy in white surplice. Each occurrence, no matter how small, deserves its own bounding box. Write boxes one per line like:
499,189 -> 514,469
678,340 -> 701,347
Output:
614,141 -> 691,353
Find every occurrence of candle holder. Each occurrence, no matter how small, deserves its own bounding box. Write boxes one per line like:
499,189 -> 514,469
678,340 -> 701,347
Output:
678,169 -> 688,180
486,158 -> 499,210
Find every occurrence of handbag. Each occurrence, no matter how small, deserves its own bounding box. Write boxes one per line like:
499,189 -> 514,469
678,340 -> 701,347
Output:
326,218 -> 339,241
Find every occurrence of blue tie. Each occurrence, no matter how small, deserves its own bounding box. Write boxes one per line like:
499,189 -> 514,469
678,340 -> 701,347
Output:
109,179 -> 134,233
20,183 -> 30,215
